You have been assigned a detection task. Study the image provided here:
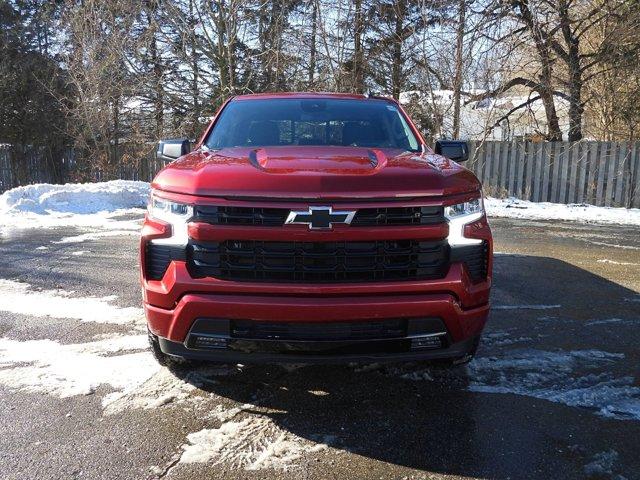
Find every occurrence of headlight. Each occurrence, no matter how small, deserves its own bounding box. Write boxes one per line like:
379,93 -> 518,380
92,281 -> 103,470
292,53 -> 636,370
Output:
149,195 -> 193,222
444,198 -> 483,219
445,197 -> 484,246
148,194 -> 193,245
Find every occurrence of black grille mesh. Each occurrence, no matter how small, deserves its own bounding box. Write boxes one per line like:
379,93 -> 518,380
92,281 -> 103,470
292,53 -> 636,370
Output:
231,319 -> 407,341
450,242 -> 489,281
193,205 -> 288,226
189,239 -> 449,283
351,206 -> 443,226
144,243 -> 186,280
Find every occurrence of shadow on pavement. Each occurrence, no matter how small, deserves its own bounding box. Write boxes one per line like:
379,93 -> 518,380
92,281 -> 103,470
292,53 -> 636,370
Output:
172,254 -> 640,479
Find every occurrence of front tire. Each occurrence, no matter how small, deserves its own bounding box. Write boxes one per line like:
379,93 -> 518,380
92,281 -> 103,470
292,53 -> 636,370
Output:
148,330 -> 228,370
147,330 -> 189,368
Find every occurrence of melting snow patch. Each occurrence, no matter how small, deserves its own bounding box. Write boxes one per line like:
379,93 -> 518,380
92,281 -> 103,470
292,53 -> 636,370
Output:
468,349 -> 640,420
103,368 -> 198,415
55,230 -> 139,244
482,332 -> 532,347
586,318 -> 636,327
485,197 -> 640,226
584,450 -> 619,477
103,364 -> 238,415
493,304 -> 561,310
0,279 -> 143,324
0,335 -> 159,398
0,332 -> 236,415
597,259 -> 640,266
180,414 -> 330,470
584,240 -> 640,251
390,347 -> 640,420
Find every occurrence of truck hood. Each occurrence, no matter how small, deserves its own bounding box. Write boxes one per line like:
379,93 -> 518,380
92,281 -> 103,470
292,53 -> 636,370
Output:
151,146 -> 481,199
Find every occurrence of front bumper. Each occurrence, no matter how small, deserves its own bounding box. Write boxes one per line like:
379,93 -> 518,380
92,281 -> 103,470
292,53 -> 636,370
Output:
144,286 -> 489,363
141,200 -> 492,364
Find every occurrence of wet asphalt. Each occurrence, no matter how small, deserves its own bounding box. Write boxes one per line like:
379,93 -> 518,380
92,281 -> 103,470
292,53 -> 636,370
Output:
0,217 -> 639,480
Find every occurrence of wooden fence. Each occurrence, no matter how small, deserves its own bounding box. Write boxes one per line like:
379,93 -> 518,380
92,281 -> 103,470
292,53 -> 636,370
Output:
2,141 -> 640,208
468,141 -> 640,208
0,144 -> 161,192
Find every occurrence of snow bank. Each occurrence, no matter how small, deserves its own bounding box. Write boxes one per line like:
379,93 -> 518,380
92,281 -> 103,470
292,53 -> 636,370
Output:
485,197 -> 640,226
0,180 -> 149,215
0,180 -> 149,236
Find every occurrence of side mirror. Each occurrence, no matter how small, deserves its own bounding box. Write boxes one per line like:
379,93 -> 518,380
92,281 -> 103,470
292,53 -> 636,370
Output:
434,140 -> 469,162
157,138 -> 190,162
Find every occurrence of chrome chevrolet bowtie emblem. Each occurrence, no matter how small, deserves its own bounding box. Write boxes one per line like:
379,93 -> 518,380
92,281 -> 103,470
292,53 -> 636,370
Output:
285,206 -> 356,230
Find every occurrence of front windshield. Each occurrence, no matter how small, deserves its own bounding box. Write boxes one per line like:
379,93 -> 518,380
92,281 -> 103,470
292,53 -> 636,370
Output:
204,98 -> 421,152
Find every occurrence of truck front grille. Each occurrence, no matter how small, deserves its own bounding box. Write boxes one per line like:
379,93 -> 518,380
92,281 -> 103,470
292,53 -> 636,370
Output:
193,206 -> 289,226
193,205 -> 444,226
188,239 -> 449,283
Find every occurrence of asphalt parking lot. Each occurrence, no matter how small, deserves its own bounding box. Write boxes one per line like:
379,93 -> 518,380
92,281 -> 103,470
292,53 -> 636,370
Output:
0,217 -> 639,480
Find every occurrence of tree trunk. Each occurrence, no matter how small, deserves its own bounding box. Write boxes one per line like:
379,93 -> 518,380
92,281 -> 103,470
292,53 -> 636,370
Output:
452,0 -> 465,139
214,0 -> 230,93
391,0 -> 406,99
308,0 -> 317,87
558,0 -> 583,141
225,1 -> 237,93
353,0 -> 364,93
513,0 -> 563,141
191,26 -> 200,136
112,99 -> 119,178
149,12 -> 163,139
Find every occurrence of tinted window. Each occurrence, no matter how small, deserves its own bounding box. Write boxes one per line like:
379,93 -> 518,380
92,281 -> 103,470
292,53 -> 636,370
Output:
205,98 -> 421,152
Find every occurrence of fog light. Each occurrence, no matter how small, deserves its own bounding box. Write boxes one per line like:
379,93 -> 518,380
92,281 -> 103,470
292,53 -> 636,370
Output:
411,335 -> 443,350
192,335 -> 227,350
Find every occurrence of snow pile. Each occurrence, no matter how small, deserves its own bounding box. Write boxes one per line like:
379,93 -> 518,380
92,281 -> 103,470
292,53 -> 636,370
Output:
0,180 -> 149,215
485,197 -> 640,226
0,180 -> 149,236
180,414 -> 330,470
0,279 -> 144,325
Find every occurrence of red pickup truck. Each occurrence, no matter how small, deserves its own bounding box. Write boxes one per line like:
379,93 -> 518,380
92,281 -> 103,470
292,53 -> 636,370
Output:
141,92 -> 492,366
